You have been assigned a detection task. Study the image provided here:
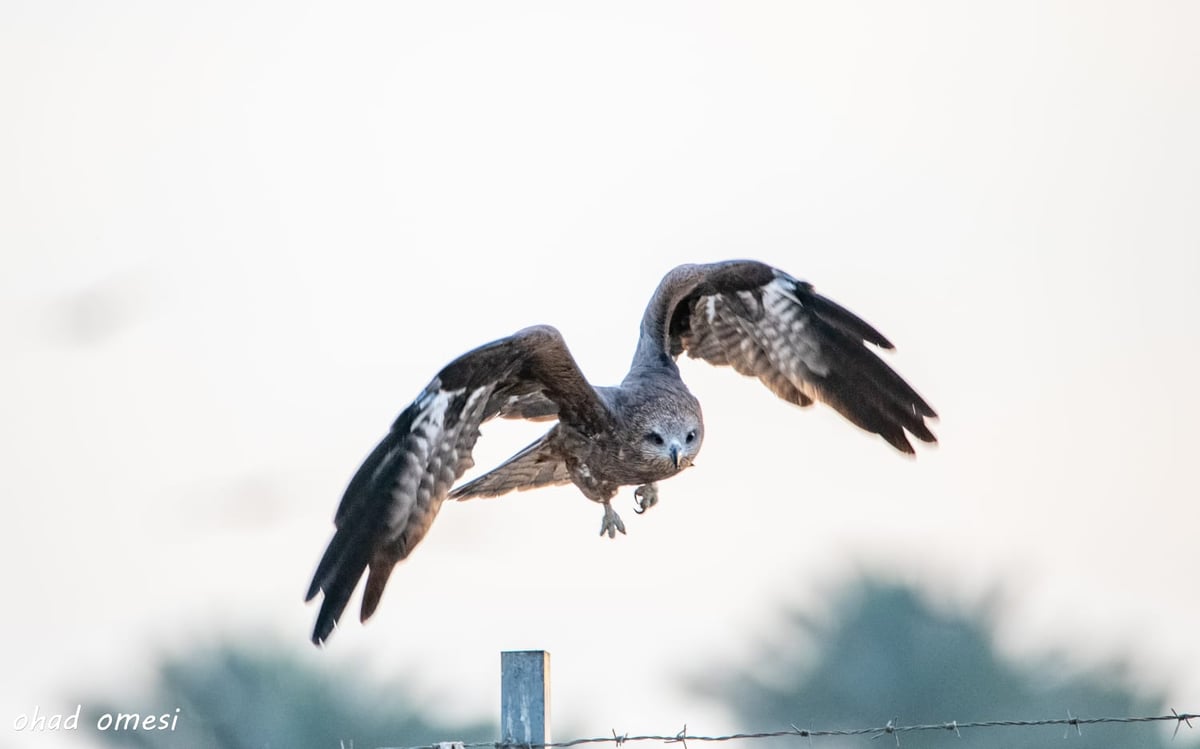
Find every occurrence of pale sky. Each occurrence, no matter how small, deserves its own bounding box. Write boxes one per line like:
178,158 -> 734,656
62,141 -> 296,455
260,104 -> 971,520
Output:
2,2 -> 1199,748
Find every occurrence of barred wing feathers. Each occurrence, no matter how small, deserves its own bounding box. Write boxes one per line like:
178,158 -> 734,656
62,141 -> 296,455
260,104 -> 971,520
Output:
305,383 -> 486,645
671,264 -> 937,454
305,326 -> 607,645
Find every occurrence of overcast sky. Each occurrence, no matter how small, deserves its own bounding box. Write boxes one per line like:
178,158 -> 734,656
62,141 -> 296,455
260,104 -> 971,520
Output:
2,3 -> 1198,748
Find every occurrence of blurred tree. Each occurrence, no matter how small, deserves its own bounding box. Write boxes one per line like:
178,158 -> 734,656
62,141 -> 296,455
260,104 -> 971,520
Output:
691,578 -> 1195,749
83,641 -> 491,749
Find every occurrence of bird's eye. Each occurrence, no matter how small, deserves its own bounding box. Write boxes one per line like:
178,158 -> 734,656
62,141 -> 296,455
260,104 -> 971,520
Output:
685,430 -> 697,444
645,432 -> 665,446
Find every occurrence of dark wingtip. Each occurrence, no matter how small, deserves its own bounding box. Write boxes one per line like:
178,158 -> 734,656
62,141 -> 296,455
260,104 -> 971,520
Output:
306,549 -> 364,647
359,563 -> 392,623
793,282 -> 896,350
883,428 -> 916,455
312,624 -> 336,648
906,416 -> 938,445
305,428 -> 408,647
311,594 -> 345,646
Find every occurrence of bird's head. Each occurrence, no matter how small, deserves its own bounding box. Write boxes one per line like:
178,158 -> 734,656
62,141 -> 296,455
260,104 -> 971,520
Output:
633,408 -> 703,474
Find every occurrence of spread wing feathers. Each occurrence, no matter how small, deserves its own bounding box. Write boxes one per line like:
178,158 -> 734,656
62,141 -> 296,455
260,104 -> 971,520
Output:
305,325 -> 608,645
449,431 -> 570,500
671,264 -> 937,454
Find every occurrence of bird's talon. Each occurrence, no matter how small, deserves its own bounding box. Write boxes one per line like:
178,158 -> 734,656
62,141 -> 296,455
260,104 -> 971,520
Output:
633,483 -> 659,514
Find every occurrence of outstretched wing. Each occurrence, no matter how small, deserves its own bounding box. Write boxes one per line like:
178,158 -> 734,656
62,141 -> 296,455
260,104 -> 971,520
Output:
305,325 -> 609,645
639,260 -> 936,453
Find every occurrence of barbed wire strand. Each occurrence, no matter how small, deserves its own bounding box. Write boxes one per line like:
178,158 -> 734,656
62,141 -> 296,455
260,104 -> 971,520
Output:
377,710 -> 1198,749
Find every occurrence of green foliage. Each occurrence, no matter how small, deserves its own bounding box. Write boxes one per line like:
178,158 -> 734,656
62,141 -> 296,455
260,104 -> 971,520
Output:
84,641 -> 491,749
692,578 -> 1193,749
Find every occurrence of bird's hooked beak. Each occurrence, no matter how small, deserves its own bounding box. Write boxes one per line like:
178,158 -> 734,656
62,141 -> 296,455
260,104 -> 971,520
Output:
669,442 -> 682,469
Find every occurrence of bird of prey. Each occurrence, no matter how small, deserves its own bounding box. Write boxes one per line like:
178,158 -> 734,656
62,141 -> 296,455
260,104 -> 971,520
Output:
305,259 -> 936,644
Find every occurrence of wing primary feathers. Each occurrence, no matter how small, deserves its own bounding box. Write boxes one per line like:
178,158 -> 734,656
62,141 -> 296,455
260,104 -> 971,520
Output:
791,280 -> 896,350
663,261 -> 937,453
306,400 -> 429,645
812,319 -> 938,420
784,277 -> 936,420
780,276 -> 938,445
306,432 -> 408,604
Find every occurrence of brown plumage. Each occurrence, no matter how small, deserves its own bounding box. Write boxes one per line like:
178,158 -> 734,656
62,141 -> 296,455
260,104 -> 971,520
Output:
305,260 -> 936,644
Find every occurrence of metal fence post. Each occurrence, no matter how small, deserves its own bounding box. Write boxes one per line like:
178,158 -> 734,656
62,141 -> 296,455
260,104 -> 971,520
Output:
501,650 -> 551,747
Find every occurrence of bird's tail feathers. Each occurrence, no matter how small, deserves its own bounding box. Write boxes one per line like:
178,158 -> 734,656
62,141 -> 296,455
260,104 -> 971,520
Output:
450,432 -> 568,500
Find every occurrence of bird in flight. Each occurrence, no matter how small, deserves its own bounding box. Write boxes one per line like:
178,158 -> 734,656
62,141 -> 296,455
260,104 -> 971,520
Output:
305,259 -> 936,644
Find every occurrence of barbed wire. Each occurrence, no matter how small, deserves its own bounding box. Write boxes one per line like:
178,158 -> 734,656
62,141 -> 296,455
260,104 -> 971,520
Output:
376,710 -> 1197,749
